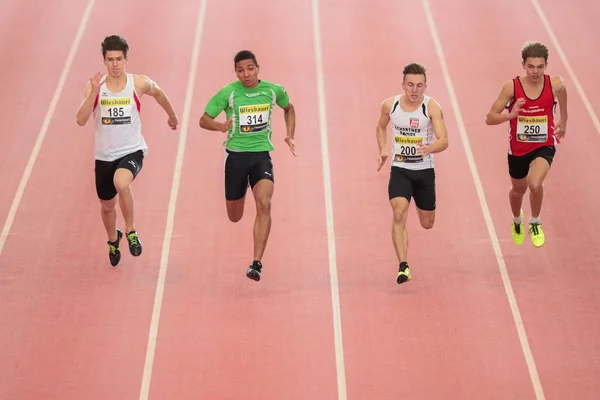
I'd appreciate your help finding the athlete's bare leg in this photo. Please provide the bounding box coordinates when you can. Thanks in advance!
[251,179,274,261]
[114,168,136,233]
[509,177,528,217]
[100,197,119,242]
[390,197,410,263]
[416,208,435,230]
[226,197,246,222]
[527,157,551,219]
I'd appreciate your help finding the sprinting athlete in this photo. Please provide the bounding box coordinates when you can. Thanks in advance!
[199,50,296,282]
[376,62,449,284]
[76,35,178,266]
[486,40,567,248]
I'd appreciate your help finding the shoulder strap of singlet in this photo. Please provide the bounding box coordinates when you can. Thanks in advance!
[390,95,400,114]
[505,76,519,110]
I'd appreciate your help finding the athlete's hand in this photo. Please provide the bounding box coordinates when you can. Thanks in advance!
[377,152,388,171]
[168,114,179,130]
[90,71,104,95]
[417,143,432,157]
[554,120,567,140]
[284,136,297,156]
[219,118,232,132]
[508,97,526,119]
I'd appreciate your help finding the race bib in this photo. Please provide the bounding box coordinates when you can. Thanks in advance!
[239,104,270,133]
[100,97,132,125]
[394,136,423,163]
[516,116,548,142]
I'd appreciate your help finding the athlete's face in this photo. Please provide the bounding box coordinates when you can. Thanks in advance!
[402,74,427,102]
[104,51,127,77]
[235,59,259,88]
[522,57,547,82]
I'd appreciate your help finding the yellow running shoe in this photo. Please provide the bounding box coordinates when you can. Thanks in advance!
[511,210,525,246]
[396,262,412,284]
[529,222,545,248]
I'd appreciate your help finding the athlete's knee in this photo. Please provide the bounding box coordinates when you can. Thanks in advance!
[113,169,134,194]
[255,196,271,216]
[391,198,410,224]
[228,211,243,223]
[100,199,117,213]
[420,216,435,229]
[392,208,408,225]
[226,199,245,222]
[510,180,527,197]
[528,179,544,193]
[417,209,435,229]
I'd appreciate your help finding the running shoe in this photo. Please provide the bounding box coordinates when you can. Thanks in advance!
[511,209,525,246]
[126,231,142,256]
[529,222,545,248]
[246,260,262,281]
[108,229,123,267]
[396,261,412,284]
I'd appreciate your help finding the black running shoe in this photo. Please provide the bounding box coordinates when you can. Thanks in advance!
[246,260,262,281]
[396,261,412,284]
[126,231,142,256]
[108,229,123,267]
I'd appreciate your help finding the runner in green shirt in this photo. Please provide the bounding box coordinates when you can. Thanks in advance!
[199,50,296,282]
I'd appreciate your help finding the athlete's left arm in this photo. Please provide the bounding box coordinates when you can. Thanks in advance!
[420,99,449,156]
[552,75,568,139]
[281,101,297,156]
[135,75,179,130]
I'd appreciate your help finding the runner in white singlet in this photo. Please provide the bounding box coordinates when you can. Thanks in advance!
[75,35,179,267]
[375,63,449,285]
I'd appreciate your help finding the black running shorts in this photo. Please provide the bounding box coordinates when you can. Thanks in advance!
[224,150,274,201]
[508,145,556,180]
[388,166,436,211]
[94,150,144,201]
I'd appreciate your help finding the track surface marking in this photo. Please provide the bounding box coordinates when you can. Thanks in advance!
[428,0,600,398]
[147,1,339,399]
[0,0,197,398]
[0,0,599,399]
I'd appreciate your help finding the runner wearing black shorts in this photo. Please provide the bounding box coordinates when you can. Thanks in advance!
[375,63,449,285]
[95,150,144,200]
[388,167,436,211]
[485,41,567,248]
[75,35,179,266]
[199,50,296,282]
[224,150,274,201]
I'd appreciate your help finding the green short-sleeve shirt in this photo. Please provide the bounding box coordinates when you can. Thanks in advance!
[204,80,290,152]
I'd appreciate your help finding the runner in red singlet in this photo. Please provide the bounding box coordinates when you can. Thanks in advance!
[485,41,568,248]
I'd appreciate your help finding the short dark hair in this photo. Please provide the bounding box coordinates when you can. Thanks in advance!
[101,35,129,59]
[521,41,549,63]
[403,62,427,82]
[234,50,258,67]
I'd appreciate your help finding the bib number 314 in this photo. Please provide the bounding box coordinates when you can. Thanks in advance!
[239,104,270,133]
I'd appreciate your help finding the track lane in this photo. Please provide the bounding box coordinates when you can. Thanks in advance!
[0,1,197,398]
[147,1,339,399]
[319,0,537,398]
[0,0,92,250]
[427,0,600,397]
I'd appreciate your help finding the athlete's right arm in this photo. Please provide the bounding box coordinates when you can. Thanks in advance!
[75,72,102,126]
[199,112,232,132]
[199,87,232,132]
[485,80,523,125]
[376,98,393,171]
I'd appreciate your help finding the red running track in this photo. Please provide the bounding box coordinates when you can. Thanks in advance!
[0,0,598,399]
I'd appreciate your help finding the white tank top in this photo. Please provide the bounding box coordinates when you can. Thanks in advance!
[389,94,435,171]
[92,73,147,161]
